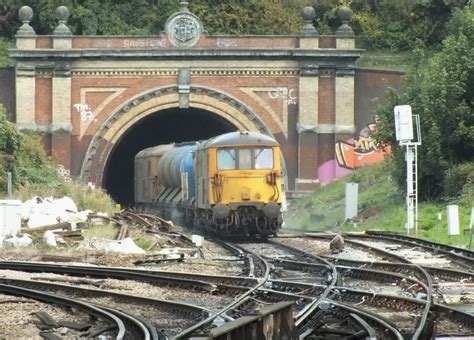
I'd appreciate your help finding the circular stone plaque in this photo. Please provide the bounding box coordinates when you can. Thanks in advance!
[165,11,203,48]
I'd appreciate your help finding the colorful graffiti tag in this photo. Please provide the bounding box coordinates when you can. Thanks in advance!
[317,121,391,184]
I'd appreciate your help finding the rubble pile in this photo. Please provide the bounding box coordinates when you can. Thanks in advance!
[0,196,201,264]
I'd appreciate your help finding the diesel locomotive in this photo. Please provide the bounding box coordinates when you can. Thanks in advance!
[134,131,283,237]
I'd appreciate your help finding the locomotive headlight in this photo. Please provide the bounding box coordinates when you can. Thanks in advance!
[263,202,280,218]
[213,203,230,219]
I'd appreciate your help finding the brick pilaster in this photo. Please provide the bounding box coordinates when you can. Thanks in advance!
[51,62,72,169]
[296,62,319,190]
[15,62,36,130]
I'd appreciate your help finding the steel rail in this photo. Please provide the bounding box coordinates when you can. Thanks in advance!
[0,277,215,338]
[96,305,157,340]
[218,241,268,278]
[0,283,126,339]
[252,288,313,313]
[267,240,338,336]
[330,286,474,338]
[0,261,220,293]
[172,242,271,339]
[118,269,259,287]
[304,232,413,264]
[346,232,474,271]
[330,286,428,336]
[0,259,260,287]
[423,266,474,282]
[324,254,433,339]
[323,299,404,340]
[269,280,326,297]
[366,231,474,260]
[430,303,474,336]
[267,257,428,294]
[272,238,434,340]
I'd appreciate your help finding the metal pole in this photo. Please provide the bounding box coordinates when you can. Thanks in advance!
[469,227,473,250]
[406,145,409,235]
[470,208,474,250]
[7,171,12,198]
[406,145,415,234]
[435,213,441,236]
[414,145,418,235]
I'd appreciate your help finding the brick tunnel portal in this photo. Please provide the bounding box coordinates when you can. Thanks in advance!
[103,108,236,206]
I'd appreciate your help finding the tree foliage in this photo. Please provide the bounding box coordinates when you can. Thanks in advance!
[0,0,468,51]
[0,104,61,193]
[374,2,474,200]
[350,0,466,50]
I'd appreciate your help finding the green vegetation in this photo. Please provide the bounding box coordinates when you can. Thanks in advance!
[0,1,470,69]
[135,238,153,251]
[0,0,472,247]
[0,104,114,214]
[285,160,474,248]
[0,105,59,194]
[15,181,115,215]
[82,223,118,240]
[355,51,416,72]
[0,1,468,48]
[0,38,13,68]
[374,2,474,201]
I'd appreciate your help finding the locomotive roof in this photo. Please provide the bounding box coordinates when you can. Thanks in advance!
[196,131,278,150]
[135,144,174,158]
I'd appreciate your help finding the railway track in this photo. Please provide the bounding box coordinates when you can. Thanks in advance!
[0,282,143,339]
[1,230,473,339]
[0,276,217,338]
[343,233,474,272]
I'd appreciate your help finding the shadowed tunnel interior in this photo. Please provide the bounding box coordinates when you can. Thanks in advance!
[103,107,236,206]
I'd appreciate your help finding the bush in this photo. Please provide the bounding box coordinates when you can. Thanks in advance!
[16,181,115,216]
[0,105,114,214]
[443,162,474,206]
[0,38,14,67]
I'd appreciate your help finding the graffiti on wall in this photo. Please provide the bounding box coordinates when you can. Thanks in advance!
[216,38,238,48]
[268,87,297,106]
[335,122,390,170]
[73,103,95,122]
[317,120,391,184]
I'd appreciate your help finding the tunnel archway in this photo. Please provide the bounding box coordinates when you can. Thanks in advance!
[103,107,236,205]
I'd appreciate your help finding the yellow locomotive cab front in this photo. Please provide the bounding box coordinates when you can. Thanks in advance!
[193,131,283,236]
[208,146,283,206]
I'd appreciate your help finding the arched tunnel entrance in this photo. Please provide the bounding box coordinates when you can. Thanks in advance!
[103,107,236,206]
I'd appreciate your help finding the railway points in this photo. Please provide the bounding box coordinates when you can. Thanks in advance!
[1,217,474,338]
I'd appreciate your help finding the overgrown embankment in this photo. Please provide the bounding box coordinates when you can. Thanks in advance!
[284,160,474,248]
[0,105,114,214]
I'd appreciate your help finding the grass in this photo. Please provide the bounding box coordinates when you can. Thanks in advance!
[355,51,413,72]
[82,223,118,240]
[135,238,153,250]
[285,160,474,249]
[14,181,115,216]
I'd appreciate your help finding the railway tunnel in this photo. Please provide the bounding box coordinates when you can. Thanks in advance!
[103,107,236,206]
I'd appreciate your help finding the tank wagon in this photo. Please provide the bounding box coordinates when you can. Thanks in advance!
[134,131,283,237]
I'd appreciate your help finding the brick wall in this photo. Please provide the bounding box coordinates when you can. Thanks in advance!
[0,67,15,120]
[354,68,402,130]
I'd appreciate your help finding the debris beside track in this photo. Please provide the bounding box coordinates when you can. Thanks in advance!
[1,199,244,276]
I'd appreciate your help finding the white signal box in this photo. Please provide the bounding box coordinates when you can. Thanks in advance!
[394,105,414,142]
